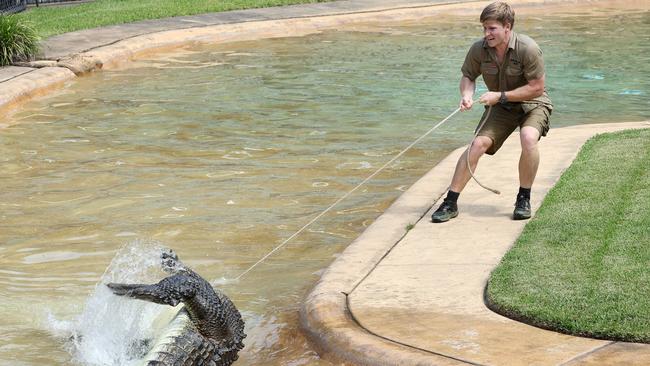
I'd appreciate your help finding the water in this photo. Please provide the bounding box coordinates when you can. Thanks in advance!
[1,4,649,365]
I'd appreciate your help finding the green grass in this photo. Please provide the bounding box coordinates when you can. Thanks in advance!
[0,14,40,66]
[15,0,330,39]
[486,128,650,343]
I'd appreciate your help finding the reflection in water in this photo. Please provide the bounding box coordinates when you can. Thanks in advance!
[1,6,649,365]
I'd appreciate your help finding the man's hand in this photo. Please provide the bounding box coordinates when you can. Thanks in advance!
[459,76,476,111]
[460,95,473,111]
[479,91,501,106]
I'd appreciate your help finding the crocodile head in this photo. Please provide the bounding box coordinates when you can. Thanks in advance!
[161,248,186,274]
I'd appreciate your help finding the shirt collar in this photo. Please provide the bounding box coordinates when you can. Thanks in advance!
[507,31,517,50]
[482,31,517,50]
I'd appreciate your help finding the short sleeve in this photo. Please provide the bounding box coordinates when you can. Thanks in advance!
[523,43,545,81]
[461,41,483,81]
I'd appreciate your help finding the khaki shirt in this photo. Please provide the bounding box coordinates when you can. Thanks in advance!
[461,31,552,111]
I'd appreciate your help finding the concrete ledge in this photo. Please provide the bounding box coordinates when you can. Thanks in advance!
[0,66,37,83]
[78,2,495,70]
[0,66,75,119]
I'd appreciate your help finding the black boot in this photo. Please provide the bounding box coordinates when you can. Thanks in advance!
[431,199,459,223]
[513,194,531,220]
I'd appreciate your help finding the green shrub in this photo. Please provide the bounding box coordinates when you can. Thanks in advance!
[0,14,40,66]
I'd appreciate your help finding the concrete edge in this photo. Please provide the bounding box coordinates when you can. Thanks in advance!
[299,122,650,366]
[0,67,76,120]
[73,1,495,69]
[300,146,466,365]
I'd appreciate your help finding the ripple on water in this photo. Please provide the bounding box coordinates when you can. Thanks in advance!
[619,89,644,95]
[222,151,252,160]
[77,126,118,133]
[336,161,372,170]
[22,251,96,264]
[155,61,227,69]
[581,73,605,80]
[242,313,281,351]
[206,170,245,179]
[115,232,138,237]
[160,213,185,219]
[3,163,33,174]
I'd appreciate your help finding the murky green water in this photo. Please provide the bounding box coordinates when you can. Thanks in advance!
[1,5,649,365]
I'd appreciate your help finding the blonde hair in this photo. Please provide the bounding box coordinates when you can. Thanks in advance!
[480,2,515,29]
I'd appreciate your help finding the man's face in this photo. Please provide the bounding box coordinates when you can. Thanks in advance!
[482,20,511,49]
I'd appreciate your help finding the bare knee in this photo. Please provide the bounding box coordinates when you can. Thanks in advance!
[520,127,540,151]
[470,136,492,157]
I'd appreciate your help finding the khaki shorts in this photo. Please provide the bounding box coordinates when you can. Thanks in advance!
[476,103,551,155]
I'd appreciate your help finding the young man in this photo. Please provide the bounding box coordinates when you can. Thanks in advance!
[431,1,552,223]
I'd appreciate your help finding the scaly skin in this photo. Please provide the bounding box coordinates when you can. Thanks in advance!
[108,250,246,366]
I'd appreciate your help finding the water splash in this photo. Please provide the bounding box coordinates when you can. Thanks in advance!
[49,240,172,366]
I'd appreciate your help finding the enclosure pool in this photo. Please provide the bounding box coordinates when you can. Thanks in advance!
[1,4,649,365]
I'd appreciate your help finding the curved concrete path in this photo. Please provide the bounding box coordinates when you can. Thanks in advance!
[300,121,650,365]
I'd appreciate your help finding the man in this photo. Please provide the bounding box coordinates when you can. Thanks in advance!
[431,1,552,223]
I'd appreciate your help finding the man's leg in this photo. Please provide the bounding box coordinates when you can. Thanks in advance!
[432,136,493,223]
[518,126,541,188]
[451,135,494,192]
[514,126,541,220]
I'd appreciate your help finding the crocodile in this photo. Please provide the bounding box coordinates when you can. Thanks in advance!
[107,249,246,366]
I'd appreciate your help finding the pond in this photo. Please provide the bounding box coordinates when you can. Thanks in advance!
[1,4,649,365]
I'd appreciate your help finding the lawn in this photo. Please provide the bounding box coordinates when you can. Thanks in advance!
[15,0,330,38]
[486,128,650,343]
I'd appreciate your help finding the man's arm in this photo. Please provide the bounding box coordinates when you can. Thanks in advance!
[459,76,476,111]
[478,74,545,106]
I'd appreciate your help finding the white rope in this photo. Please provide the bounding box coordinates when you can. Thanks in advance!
[465,104,500,195]
[234,105,464,281]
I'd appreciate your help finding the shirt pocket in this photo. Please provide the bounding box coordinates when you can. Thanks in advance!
[480,62,499,90]
[505,64,525,88]
[505,64,523,76]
